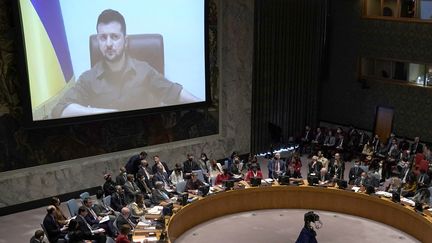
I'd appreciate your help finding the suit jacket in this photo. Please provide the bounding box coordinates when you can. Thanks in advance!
[125,154,141,175]
[123,180,140,202]
[182,160,201,175]
[267,159,286,179]
[115,214,134,230]
[43,213,63,243]
[103,180,116,196]
[151,188,171,205]
[76,215,93,235]
[410,142,424,155]
[116,173,127,186]
[348,166,364,183]
[137,166,154,188]
[111,192,127,212]
[29,236,42,243]
[152,161,170,175]
[229,162,244,175]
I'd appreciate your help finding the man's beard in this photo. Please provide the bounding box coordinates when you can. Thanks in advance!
[104,49,125,63]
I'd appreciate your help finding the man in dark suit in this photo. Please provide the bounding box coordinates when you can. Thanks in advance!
[267,152,286,179]
[111,185,127,212]
[151,155,171,175]
[75,206,107,243]
[29,230,44,243]
[410,136,423,155]
[137,159,154,189]
[182,153,201,179]
[102,173,116,196]
[123,174,141,203]
[115,207,136,230]
[125,151,147,176]
[151,181,173,206]
[83,198,117,237]
[42,206,66,243]
[348,160,364,184]
[115,167,128,186]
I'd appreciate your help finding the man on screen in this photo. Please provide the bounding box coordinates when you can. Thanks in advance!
[52,9,198,118]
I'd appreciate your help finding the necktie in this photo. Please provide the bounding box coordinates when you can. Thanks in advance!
[160,190,169,200]
[81,215,93,231]
[89,208,97,219]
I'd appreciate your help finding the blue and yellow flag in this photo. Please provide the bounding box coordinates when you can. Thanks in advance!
[20,0,74,109]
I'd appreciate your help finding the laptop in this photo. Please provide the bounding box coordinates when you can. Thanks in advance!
[278,175,291,185]
[198,185,210,196]
[223,179,235,190]
[250,177,262,187]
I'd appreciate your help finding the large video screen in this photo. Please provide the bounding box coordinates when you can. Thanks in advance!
[18,0,207,121]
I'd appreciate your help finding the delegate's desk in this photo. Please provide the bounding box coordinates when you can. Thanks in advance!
[167,185,432,242]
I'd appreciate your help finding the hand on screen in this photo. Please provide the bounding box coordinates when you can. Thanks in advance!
[61,103,118,117]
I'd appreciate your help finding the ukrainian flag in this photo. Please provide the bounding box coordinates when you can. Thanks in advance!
[19,0,74,110]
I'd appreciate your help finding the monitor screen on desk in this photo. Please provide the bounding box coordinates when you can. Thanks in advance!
[250,177,262,187]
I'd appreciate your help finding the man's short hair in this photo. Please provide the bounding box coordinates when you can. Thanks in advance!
[46,205,55,214]
[78,206,87,214]
[34,229,44,239]
[97,9,126,35]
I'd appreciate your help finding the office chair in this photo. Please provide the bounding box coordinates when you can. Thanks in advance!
[66,198,79,217]
[79,191,90,201]
[192,170,205,183]
[90,34,165,74]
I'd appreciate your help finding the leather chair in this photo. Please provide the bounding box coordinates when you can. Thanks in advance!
[89,34,164,74]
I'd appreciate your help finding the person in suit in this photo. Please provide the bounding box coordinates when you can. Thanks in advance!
[137,159,154,189]
[75,206,107,243]
[83,198,117,237]
[43,206,67,243]
[308,156,322,175]
[115,207,136,230]
[29,230,44,243]
[182,153,201,179]
[410,137,423,155]
[417,168,431,188]
[229,154,245,176]
[267,152,286,179]
[151,155,170,175]
[103,173,117,196]
[295,211,321,243]
[123,174,141,203]
[130,193,146,222]
[348,160,364,185]
[125,151,147,176]
[43,205,67,243]
[116,167,128,186]
[67,218,94,243]
[329,153,345,181]
[136,173,152,197]
[93,190,116,220]
[111,185,127,212]
[153,163,171,188]
[151,181,173,206]
[299,125,313,155]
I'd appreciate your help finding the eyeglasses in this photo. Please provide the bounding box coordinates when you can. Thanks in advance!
[97,33,123,42]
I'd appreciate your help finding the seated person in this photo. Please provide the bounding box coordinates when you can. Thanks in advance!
[308,156,322,175]
[169,163,185,185]
[135,173,152,197]
[214,167,233,186]
[123,174,141,203]
[348,160,364,185]
[29,229,44,243]
[42,205,67,243]
[208,159,223,178]
[317,150,329,170]
[49,197,69,226]
[318,168,331,186]
[116,224,132,243]
[75,206,107,243]
[245,164,263,182]
[102,173,117,196]
[67,219,95,243]
[354,171,379,190]
[130,194,146,223]
[383,170,402,193]
[115,207,136,230]
[111,185,127,212]
[229,155,245,177]
[151,181,175,206]
[93,190,117,221]
[185,171,205,195]
[82,198,116,237]
[153,163,171,188]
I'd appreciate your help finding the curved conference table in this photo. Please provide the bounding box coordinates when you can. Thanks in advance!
[167,185,432,242]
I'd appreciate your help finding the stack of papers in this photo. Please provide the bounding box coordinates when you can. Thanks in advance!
[375,191,392,197]
[401,198,415,206]
[147,206,163,214]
